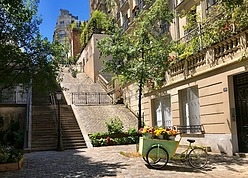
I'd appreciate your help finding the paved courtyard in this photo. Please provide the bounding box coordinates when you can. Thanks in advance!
[0,144,248,178]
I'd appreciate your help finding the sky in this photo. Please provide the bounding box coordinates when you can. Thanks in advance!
[38,0,90,42]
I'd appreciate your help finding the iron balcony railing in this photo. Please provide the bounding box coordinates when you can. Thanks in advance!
[176,125,205,134]
[122,18,130,31]
[72,92,113,105]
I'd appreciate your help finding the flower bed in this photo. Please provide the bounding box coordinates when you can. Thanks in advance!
[89,131,139,147]
[0,146,24,171]
[139,126,178,140]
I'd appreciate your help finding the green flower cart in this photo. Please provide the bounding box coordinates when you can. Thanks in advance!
[138,136,208,169]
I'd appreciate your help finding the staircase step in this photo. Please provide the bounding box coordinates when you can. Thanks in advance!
[31,91,87,151]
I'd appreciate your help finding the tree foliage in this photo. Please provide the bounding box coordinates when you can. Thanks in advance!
[98,0,174,89]
[81,10,115,48]
[0,0,65,93]
[98,0,174,129]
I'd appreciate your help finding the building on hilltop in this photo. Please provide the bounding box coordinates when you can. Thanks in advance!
[53,9,83,60]
[53,9,80,44]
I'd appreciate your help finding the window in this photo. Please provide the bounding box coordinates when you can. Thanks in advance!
[179,86,201,133]
[184,8,197,41]
[153,95,172,128]
[160,20,169,34]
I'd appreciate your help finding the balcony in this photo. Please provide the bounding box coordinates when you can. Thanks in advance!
[132,8,139,19]
[167,29,246,83]
[138,0,144,11]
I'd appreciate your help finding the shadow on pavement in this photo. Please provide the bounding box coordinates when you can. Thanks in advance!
[143,153,248,174]
[0,149,130,178]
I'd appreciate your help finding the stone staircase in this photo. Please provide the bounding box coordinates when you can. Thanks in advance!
[31,93,57,151]
[31,92,86,151]
[31,105,57,151]
[61,68,138,137]
[60,105,87,149]
[31,67,138,150]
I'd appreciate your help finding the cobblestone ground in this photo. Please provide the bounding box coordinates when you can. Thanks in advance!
[0,144,248,178]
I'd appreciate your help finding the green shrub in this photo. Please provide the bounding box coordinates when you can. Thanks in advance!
[2,119,24,149]
[0,145,23,163]
[105,117,124,134]
[89,117,139,147]
[128,128,138,135]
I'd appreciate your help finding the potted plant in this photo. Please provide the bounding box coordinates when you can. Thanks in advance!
[0,145,24,171]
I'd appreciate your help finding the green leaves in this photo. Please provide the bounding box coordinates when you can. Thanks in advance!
[81,10,116,48]
[0,0,64,93]
[97,0,174,90]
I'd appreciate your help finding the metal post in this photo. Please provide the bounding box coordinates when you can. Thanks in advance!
[56,91,64,151]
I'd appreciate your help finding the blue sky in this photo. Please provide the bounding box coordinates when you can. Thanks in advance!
[38,0,90,41]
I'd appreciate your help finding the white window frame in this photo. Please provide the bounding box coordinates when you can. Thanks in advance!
[179,86,201,133]
[153,95,172,128]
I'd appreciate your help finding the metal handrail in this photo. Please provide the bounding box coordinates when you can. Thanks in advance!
[72,92,113,105]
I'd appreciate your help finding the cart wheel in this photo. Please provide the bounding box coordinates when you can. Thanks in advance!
[188,148,208,169]
[146,146,169,169]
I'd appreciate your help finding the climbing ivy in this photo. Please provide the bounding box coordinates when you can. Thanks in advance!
[172,0,248,62]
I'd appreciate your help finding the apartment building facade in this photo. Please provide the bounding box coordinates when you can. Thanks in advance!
[87,0,248,155]
[53,9,80,43]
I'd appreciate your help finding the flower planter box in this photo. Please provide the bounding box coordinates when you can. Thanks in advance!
[0,157,24,172]
[138,137,179,158]
[94,132,139,139]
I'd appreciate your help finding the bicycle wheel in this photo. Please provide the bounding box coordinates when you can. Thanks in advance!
[142,156,147,163]
[188,148,208,169]
[146,146,169,169]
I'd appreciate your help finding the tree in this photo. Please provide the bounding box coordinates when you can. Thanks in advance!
[81,10,115,48]
[98,0,174,130]
[0,0,65,93]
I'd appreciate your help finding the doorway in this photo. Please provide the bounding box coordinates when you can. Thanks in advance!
[234,72,248,152]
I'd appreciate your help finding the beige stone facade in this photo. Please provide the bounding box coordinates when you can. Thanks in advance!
[87,0,248,155]
[78,34,109,82]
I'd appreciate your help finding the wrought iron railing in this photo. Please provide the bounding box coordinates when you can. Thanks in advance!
[122,18,130,31]
[0,91,27,104]
[176,125,205,134]
[72,92,113,105]
[119,0,128,10]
